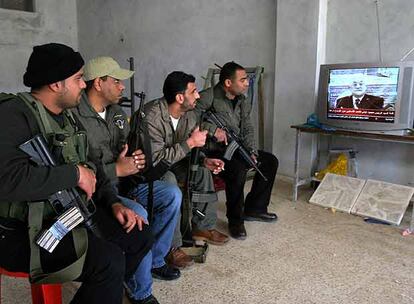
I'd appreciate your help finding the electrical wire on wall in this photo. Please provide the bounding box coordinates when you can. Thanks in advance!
[400,47,414,62]
[374,0,414,62]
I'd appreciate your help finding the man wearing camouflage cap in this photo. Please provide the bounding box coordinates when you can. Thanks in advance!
[73,56,183,304]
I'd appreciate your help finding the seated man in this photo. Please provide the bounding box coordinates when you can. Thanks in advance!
[144,71,229,250]
[73,57,183,303]
[336,74,384,109]
[0,43,153,304]
[197,62,279,240]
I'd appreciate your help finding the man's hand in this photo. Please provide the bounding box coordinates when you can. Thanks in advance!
[77,165,96,200]
[186,127,208,149]
[204,158,225,174]
[116,144,145,177]
[131,149,146,171]
[251,154,258,164]
[112,203,148,233]
[214,128,228,145]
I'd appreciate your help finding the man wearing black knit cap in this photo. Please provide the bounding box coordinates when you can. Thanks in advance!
[0,43,154,304]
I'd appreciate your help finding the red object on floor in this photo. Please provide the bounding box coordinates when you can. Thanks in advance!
[0,267,62,304]
[213,175,226,192]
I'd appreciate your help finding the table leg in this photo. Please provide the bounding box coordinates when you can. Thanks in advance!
[293,129,301,202]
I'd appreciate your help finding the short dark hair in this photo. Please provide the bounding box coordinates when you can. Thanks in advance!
[163,71,196,104]
[85,76,108,92]
[219,61,245,85]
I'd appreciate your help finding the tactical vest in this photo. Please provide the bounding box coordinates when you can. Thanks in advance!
[0,92,90,284]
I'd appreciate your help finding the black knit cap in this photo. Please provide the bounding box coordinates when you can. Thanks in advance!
[23,43,84,88]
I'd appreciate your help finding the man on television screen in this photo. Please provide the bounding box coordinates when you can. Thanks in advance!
[336,75,384,109]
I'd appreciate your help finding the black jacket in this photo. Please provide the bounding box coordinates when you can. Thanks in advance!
[0,96,118,211]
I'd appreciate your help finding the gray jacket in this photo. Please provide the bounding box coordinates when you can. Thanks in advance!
[145,98,198,166]
[197,84,257,153]
[72,93,129,182]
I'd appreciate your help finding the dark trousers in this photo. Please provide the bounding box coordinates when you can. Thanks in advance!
[219,150,278,225]
[0,207,153,304]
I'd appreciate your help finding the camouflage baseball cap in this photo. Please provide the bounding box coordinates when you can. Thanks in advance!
[83,56,134,81]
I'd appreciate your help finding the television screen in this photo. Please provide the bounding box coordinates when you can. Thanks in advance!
[327,67,400,123]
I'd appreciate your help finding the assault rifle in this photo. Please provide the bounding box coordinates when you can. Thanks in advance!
[118,58,169,223]
[204,110,267,181]
[181,115,213,253]
[187,112,208,220]
[126,92,169,183]
[20,134,100,252]
[187,145,205,220]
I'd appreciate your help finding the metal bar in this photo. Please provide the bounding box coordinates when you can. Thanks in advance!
[203,68,214,90]
[293,129,301,202]
[311,133,323,178]
[207,67,264,75]
[129,57,135,113]
[256,67,265,149]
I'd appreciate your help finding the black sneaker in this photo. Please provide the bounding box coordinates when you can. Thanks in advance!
[127,294,160,304]
[151,264,181,280]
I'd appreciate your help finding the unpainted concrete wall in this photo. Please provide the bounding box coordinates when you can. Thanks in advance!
[324,0,414,185]
[77,0,276,150]
[275,0,414,187]
[273,0,321,179]
[0,0,78,92]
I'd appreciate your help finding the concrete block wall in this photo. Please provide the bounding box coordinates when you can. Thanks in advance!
[77,0,277,151]
[0,0,78,93]
[324,0,414,185]
[2,0,413,186]
[274,0,414,186]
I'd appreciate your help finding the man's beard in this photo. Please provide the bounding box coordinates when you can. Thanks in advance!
[181,99,195,112]
[56,87,80,109]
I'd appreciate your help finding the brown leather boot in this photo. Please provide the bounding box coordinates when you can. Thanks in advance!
[192,229,229,245]
[165,248,194,269]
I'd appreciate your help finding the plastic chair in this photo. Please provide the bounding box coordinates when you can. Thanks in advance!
[213,175,226,192]
[0,267,62,304]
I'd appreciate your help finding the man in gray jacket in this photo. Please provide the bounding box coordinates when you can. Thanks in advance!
[145,71,229,248]
[73,57,183,304]
[197,62,279,240]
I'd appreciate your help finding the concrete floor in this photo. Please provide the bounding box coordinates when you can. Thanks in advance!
[2,179,414,304]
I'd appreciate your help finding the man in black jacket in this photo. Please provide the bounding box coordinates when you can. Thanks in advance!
[0,43,153,304]
[197,62,279,240]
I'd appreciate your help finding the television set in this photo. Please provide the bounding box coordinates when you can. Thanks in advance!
[317,61,414,133]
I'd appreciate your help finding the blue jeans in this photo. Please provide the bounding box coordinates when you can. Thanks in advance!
[120,180,182,300]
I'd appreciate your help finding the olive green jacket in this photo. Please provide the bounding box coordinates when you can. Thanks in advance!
[72,93,129,182]
[197,84,257,153]
[144,98,197,166]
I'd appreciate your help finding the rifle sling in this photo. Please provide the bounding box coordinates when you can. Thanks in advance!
[28,202,88,284]
[16,92,89,284]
